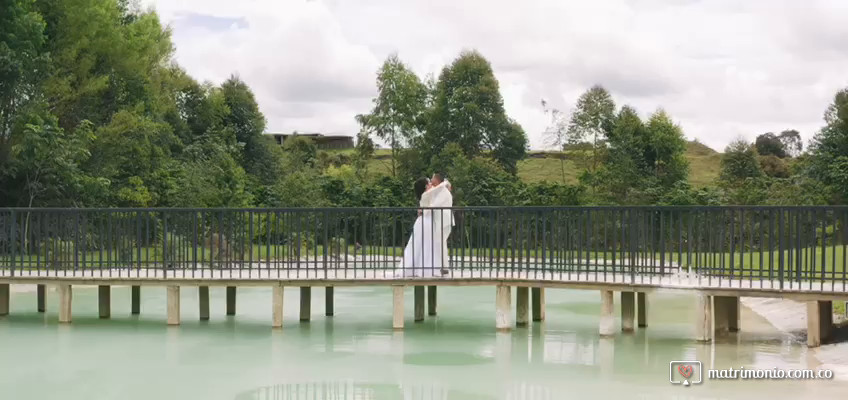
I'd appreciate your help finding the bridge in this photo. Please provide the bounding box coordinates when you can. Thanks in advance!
[1,206,846,347]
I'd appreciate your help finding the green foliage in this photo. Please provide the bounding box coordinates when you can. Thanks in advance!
[423,50,527,173]
[719,139,763,184]
[755,132,787,158]
[5,111,97,206]
[565,85,616,177]
[0,0,48,142]
[356,54,427,176]
[759,154,790,178]
[807,88,848,202]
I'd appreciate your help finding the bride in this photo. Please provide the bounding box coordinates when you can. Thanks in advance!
[393,177,451,278]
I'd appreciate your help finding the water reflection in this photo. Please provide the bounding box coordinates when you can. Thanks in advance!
[234,381,560,400]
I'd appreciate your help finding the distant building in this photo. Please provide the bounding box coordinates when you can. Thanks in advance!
[267,132,354,150]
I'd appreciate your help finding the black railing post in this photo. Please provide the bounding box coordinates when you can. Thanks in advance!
[10,209,16,277]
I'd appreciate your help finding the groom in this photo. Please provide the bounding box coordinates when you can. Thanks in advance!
[430,172,454,275]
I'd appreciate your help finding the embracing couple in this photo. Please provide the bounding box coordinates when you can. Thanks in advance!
[392,173,454,278]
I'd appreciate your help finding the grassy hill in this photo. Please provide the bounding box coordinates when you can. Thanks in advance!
[345,140,722,188]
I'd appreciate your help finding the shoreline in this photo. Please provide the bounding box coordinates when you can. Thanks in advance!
[742,297,848,377]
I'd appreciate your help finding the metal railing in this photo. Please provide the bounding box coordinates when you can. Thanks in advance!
[1,207,847,291]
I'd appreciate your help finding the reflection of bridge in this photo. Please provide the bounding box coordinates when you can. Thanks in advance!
[1,207,847,347]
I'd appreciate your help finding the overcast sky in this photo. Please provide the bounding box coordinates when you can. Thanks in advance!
[146,0,848,152]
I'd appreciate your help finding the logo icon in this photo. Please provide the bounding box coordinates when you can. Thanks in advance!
[670,361,702,386]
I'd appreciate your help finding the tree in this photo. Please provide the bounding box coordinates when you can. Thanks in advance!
[719,138,763,183]
[807,88,848,202]
[598,105,651,202]
[352,131,375,180]
[754,132,787,158]
[779,129,802,157]
[424,50,527,173]
[7,112,95,207]
[565,85,616,192]
[356,54,427,176]
[0,0,48,146]
[645,109,689,187]
[541,99,569,183]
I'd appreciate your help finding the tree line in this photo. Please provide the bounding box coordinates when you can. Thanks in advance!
[2,0,847,211]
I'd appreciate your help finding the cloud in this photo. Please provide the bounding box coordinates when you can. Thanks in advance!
[147,0,848,152]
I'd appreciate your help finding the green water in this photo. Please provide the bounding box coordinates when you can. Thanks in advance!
[1,285,846,399]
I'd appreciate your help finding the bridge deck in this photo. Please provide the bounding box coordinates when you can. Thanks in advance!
[2,266,847,300]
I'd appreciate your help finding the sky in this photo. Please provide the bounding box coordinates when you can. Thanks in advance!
[145,0,848,152]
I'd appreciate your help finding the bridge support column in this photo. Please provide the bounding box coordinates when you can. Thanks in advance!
[199,286,209,321]
[714,296,740,333]
[98,285,111,319]
[37,284,46,313]
[637,292,647,328]
[695,293,712,342]
[807,300,833,348]
[532,287,545,322]
[516,287,529,326]
[414,286,425,322]
[392,286,404,330]
[226,286,236,316]
[0,284,9,316]
[621,291,635,332]
[58,284,72,323]
[300,287,311,322]
[167,286,180,326]
[427,286,437,316]
[599,290,615,337]
[272,285,284,328]
[496,285,512,331]
[131,286,140,315]
[325,287,334,316]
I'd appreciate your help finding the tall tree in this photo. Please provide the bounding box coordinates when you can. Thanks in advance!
[424,50,527,173]
[807,88,848,202]
[779,129,802,157]
[719,138,763,183]
[356,54,427,176]
[540,99,569,183]
[0,0,48,146]
[565,85,616,190]
[754,132,787,158]
[645,109,689,187]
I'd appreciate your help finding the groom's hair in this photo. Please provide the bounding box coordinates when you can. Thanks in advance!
[433,172,445,184]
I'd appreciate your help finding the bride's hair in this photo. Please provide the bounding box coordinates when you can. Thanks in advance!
[414,177,429,201]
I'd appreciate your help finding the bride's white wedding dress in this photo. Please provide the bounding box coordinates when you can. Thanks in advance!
[394,184,450,278]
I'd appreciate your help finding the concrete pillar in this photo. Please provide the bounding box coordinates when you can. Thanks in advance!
[516,287,529,326]
[807,300,833,348]
[167,286,180,326]
[37,284,46,313]
[325,287,334,316]
[299,287,311,322]
[599,290,615,337]
[714,296,740,333]
[58,284,72,323]
[272,285,284,328]
[198,286,210,321]
[621,291,635,332]
[226,286,236,316]
[637,292,647,327]
[414,286,425,322]
[427,286,437,316]
[131,286,140,315]
[496,285,512,331]
[392,286,404,330]
[532,287,545,322]
[0,284,9,316]
[98,285,111,319]
[695,293,712,343]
